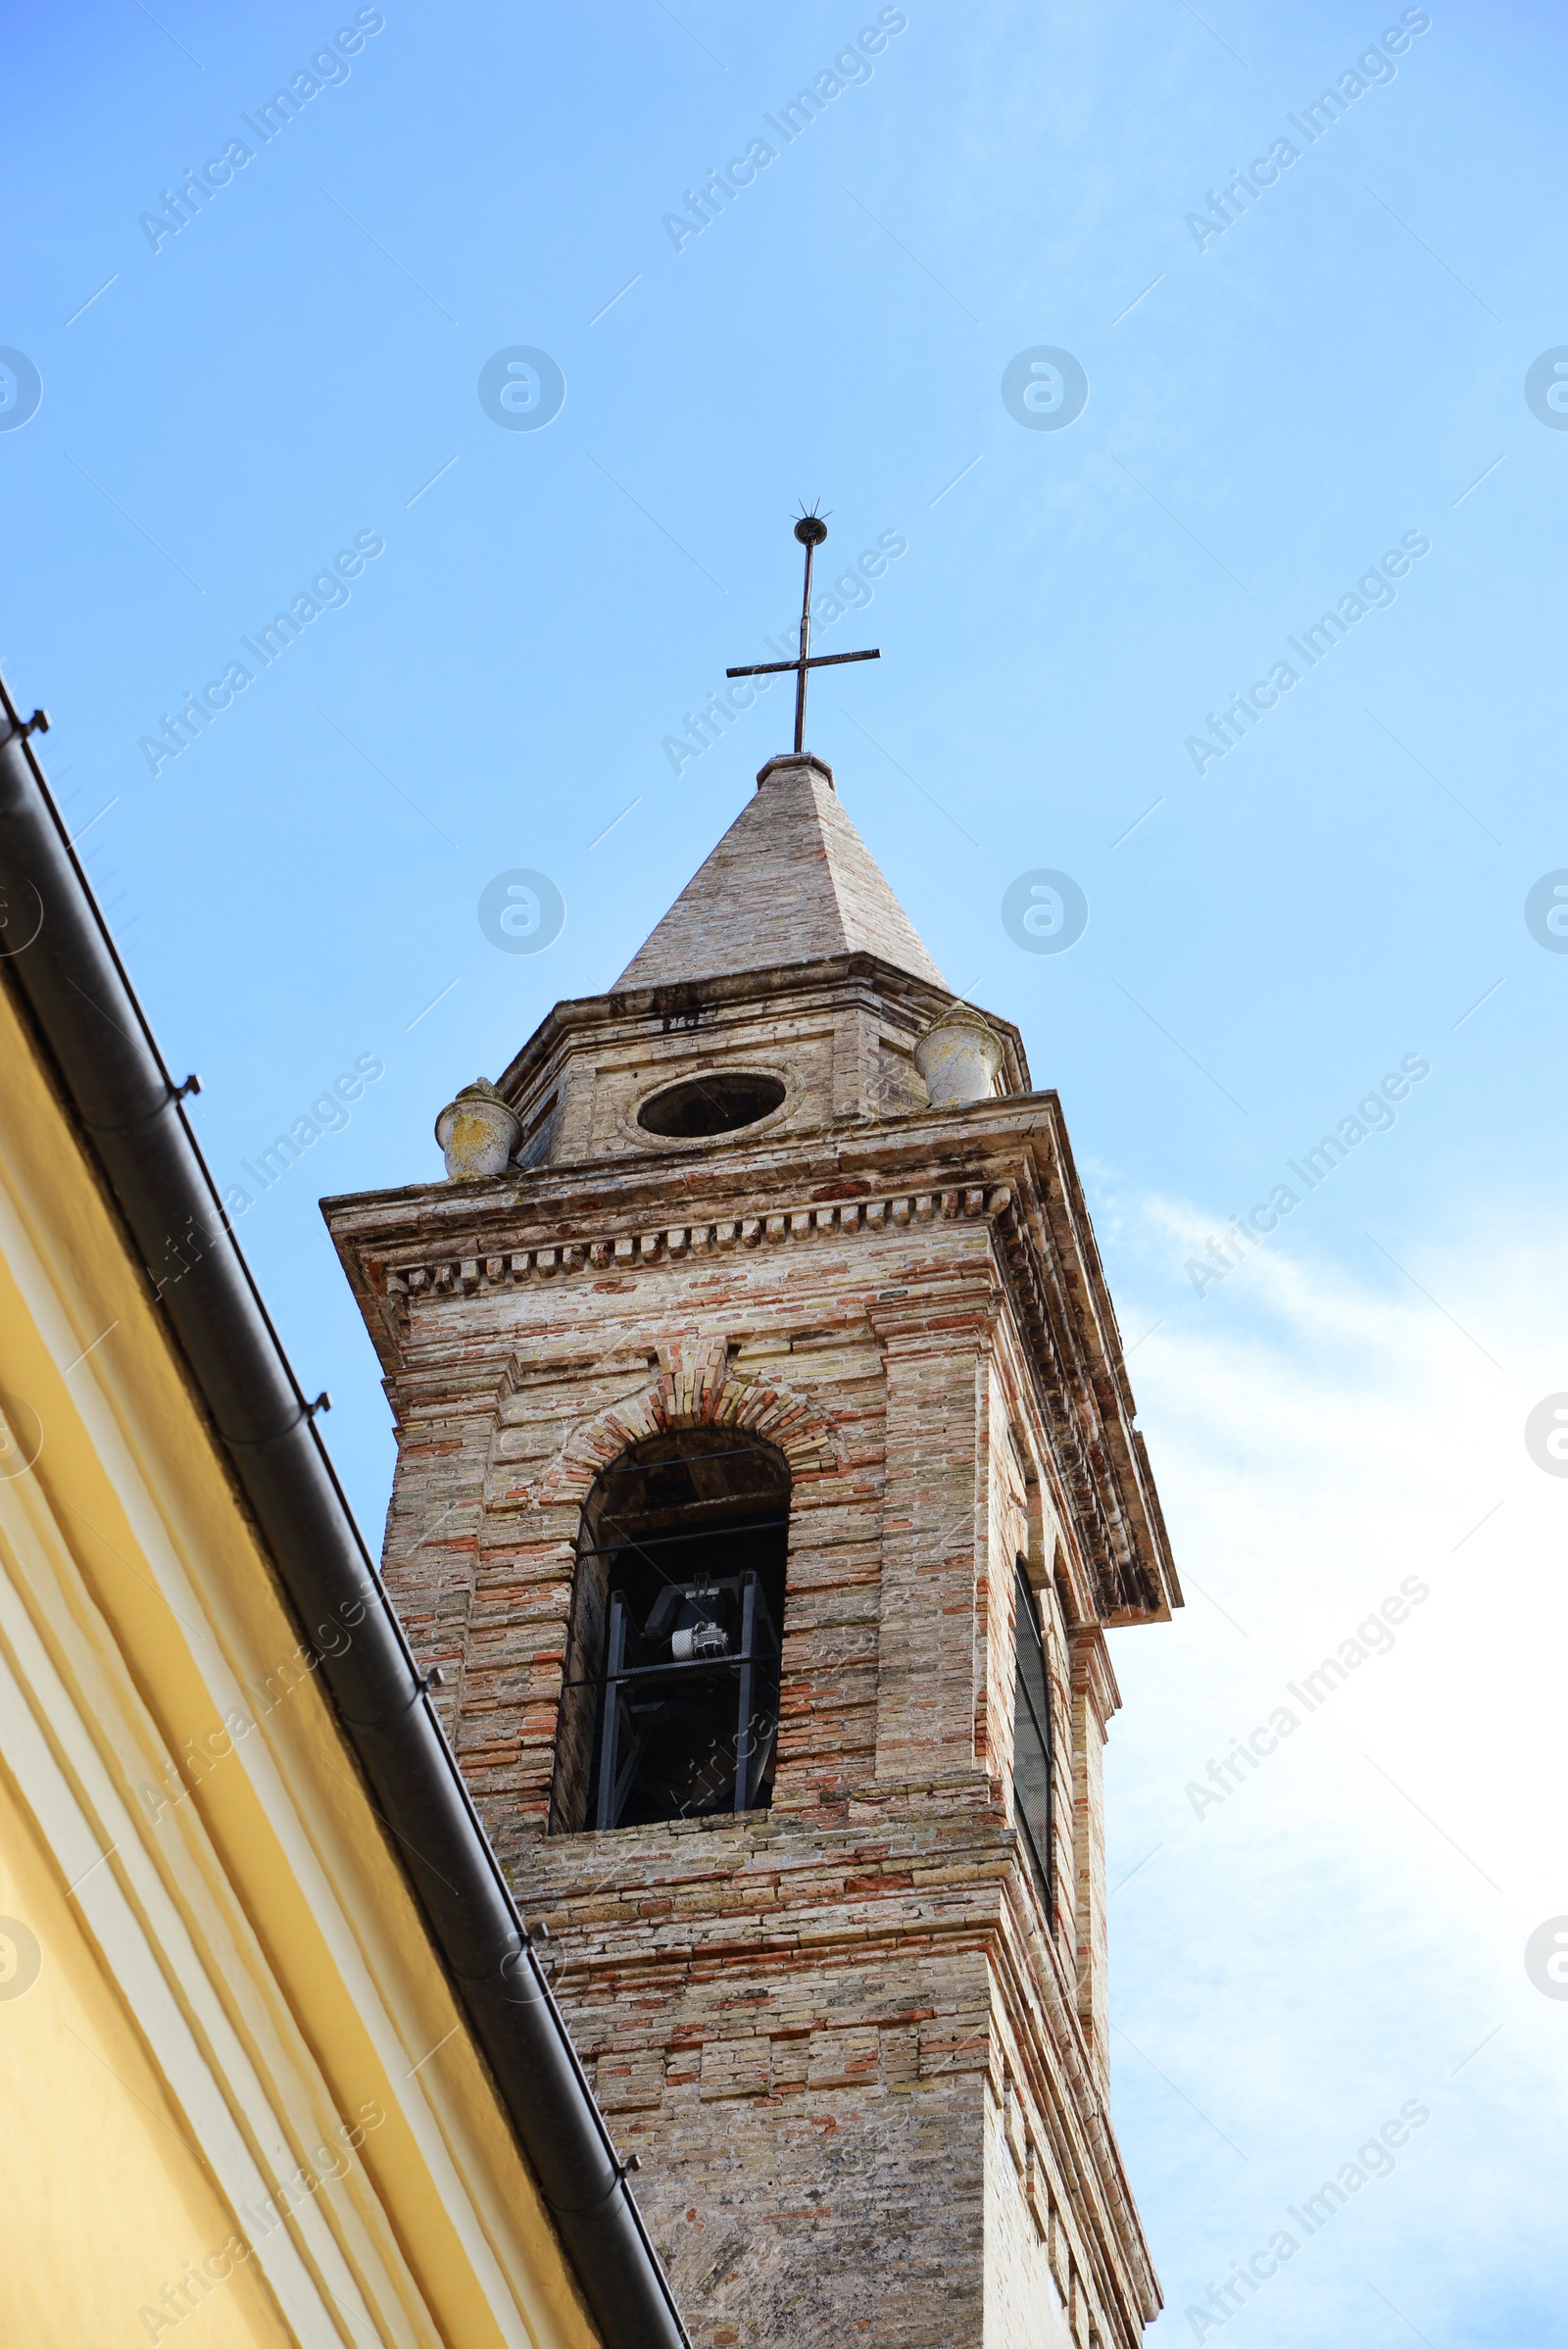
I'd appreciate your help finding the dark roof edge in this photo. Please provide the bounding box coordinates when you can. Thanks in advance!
[0,681,688,2349]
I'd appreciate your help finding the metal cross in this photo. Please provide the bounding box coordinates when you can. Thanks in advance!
[726,513,880,757]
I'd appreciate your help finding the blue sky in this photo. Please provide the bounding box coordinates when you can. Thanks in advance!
[4,2,1565,2339]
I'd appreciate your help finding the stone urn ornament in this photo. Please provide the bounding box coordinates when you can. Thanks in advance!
[913,1005,1004,1105]
[435,1078,521,1180]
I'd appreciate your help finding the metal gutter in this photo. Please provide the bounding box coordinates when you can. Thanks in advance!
[0,677,689,2349]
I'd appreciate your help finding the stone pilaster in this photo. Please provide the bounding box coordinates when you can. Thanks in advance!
[1070,1630,1119,2090]
[869,1282,998,1794]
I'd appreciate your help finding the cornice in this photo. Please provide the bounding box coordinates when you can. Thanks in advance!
[324,1094,1057,1253]
[383,1181,1009,1304]
[492,950,1033,1106]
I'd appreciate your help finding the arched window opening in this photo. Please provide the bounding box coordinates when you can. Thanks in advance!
[1013,1558,1054,1919]
[553,1430,791,1833]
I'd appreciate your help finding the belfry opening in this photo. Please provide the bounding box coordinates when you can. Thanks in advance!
[554,1429,791,1834]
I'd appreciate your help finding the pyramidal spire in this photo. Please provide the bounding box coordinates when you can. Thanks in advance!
[613,752,946,991]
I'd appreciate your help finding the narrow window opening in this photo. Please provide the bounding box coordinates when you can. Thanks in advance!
[553,1430,790,1833]
[1013,1557,1054,1918]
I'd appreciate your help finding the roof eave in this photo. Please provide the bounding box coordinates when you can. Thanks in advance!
[0,675,690,2349]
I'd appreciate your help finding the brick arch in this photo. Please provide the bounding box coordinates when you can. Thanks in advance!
[534,1336,836,1510]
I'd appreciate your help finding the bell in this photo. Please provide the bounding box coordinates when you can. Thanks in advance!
[671,1620,729,1661]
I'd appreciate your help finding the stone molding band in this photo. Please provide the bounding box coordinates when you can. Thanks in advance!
[382,1184,1014,1299]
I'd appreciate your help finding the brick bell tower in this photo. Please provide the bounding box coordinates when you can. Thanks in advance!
[325,555,1180,2349]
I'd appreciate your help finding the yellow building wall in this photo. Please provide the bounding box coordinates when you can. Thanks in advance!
[0,1770,292,2344]
[0,974,602,2349]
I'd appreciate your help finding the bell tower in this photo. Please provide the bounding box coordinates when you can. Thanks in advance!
[325,583,1180,2348]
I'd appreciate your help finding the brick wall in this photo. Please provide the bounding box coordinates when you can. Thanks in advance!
[328,1160,1163,2348]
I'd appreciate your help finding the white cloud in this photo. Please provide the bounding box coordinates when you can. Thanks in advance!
[1094,1185,1568,2344]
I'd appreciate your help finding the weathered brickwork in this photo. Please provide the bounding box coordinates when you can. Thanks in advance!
[324,757,1178,2348]
[613,753,947,993]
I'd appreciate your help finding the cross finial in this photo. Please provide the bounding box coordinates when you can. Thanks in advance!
[726,509,880,759]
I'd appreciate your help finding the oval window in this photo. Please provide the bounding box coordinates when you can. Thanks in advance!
[638,1071,786,1139]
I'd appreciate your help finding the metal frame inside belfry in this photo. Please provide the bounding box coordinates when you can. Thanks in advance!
[592,1569,781,1830]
